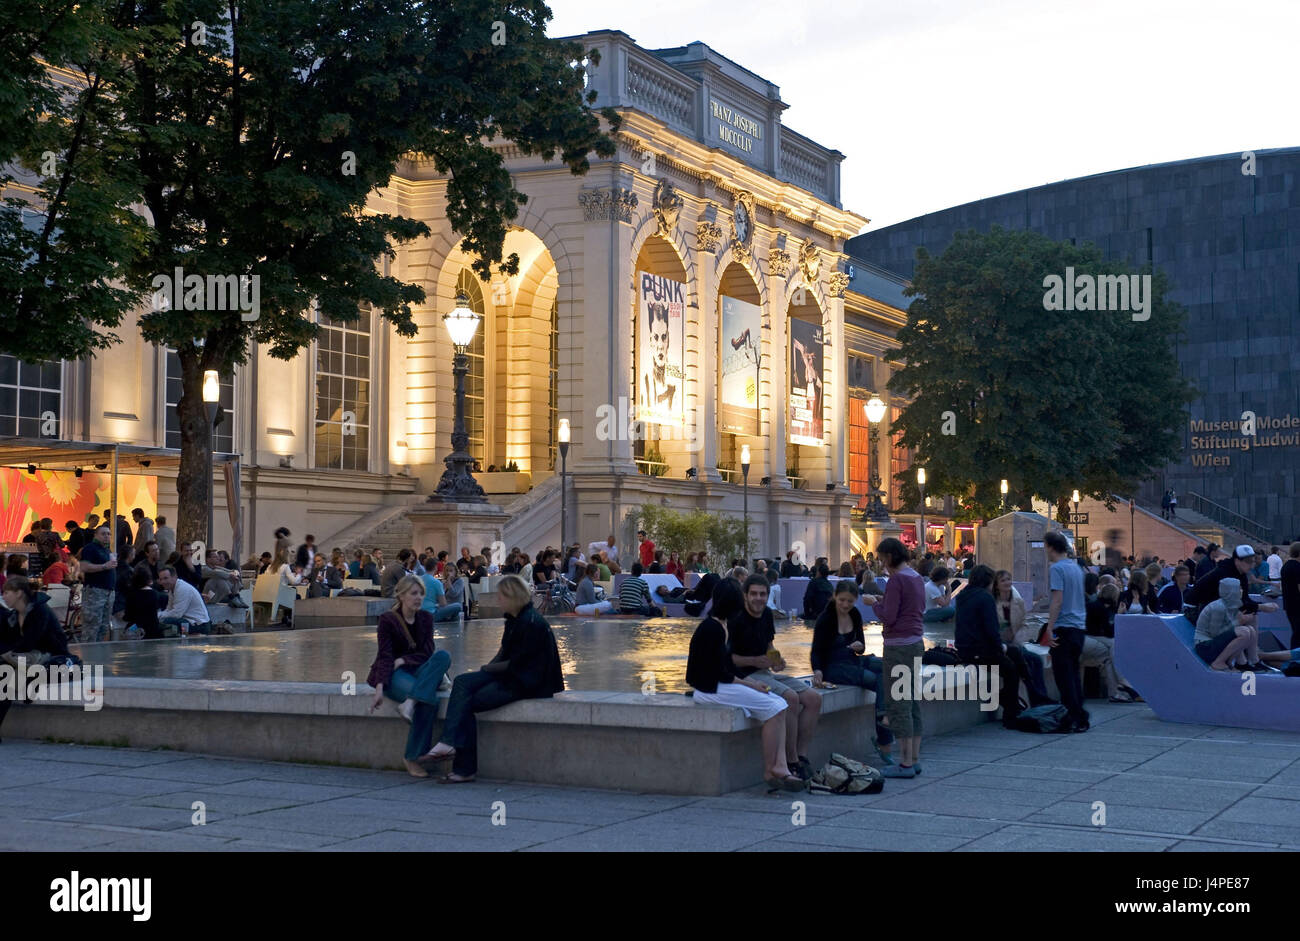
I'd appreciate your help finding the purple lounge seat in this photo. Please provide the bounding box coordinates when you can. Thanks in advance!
[1114,612,1300,732]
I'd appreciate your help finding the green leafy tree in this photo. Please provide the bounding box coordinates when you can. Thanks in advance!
[888,226,1196,522]
[637,504,752,570]
[2,0,617,545]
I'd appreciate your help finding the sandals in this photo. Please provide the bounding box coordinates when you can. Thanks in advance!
[765,774,807,793]
[441,773,475,783]
[403,759,429,778]
[418,747,455,767]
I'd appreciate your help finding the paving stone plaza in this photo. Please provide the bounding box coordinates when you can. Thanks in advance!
[6,703,1298,852]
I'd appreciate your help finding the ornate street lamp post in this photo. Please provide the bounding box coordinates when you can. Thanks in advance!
[917,466,927,553]
[202,369,220,549]
[863,396,892,522]
[432,292,486,503]
[558,418,570,555]
[1000,477,1009,513]
[1072,489,1082,555]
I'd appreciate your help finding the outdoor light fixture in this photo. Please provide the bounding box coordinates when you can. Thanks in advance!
[559,418,571,551]
[202,370,220,404]
[432,292,486,503]
[861,396,893,523]
[1072,489,1081,504]
[916,467,926,486]
[279,456,293,469]
[442,292,481,348]
[1072,489,1082,552]
[1000,477,1009,512]
[865,395,886,424]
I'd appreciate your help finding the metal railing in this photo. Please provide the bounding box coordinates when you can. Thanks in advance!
[1184,490,1271,544]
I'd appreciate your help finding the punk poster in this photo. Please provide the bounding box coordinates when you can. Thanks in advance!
[789,318,824,446]
[637,271,686,426]
[719,295,761,436]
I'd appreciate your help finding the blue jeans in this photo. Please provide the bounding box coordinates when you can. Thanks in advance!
[384,650,452,760]
[822,655,895,747]
[922,605,955,623]
[439,669,527,776]
[425,603,462,622]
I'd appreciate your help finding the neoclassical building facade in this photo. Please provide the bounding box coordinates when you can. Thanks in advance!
[4,31,916,563]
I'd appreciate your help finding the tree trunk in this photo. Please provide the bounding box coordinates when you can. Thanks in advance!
[175,349,212,552]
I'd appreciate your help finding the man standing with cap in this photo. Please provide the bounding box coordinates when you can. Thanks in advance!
[1187,545,1280,624]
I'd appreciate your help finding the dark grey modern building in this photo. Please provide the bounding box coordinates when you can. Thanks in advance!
[847,148,1300,544]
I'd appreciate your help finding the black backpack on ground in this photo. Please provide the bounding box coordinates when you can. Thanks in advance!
[1006,703,1071,733]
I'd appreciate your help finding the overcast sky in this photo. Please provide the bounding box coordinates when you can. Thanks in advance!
[546,0,1297,233]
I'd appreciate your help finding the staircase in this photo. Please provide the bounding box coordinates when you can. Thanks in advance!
[1133,492,1269,549]
[501,474,563,551]
[315,476,566,559]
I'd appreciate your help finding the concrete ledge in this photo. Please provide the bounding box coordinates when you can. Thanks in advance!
[292,596,391,628]
[7,667,997,794]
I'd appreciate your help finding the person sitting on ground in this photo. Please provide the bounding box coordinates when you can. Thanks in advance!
[444,566,473,620]
[802,562,835,621]
[922,565,958,622]
[367,574,453,777]
[619,563,663,617]
[324,550,347,591]
[123,565,162,640]
[688,578,802,791]
[419,565,462,622]
[422,575,565,782]
[575,563,616,615]
[730,573,822,780]
[1086,580,1142,703]
[1156,564,1193,613]
[810,579,894,764]
[953,564,1024,728]
[201,548,245,605]
[156,566,212,636]
[380,548,415,598]
[356,552,381,586]
[592,552,613,582]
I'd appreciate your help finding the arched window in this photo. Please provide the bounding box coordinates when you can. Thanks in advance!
[456,270,486,466]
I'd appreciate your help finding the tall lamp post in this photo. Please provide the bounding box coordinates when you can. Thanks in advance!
[917,467,927,553]
[432,292,486,503]
[1072,489,1081,555]
[202,370,220,550]
[1000,478,1009,513]
[558,418,570,556]
[741,444,751,562]
[863,396,892,522]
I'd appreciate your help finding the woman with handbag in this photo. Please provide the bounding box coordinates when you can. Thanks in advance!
[367,575,452,777]
[810,580,895,764]
[421,575,564,782]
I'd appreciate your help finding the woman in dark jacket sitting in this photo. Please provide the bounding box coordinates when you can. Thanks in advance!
[809,580,895,764]
[367,575,452,778]
[953,564,1022,727]
[2,575,74,738]
[124,566,162,639]
[422,575,564,782]
[687,578,800,791]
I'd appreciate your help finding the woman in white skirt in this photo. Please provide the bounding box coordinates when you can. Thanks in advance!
[687,578,805,792]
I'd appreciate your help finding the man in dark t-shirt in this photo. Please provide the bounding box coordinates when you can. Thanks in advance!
[728,573,821,779]
[1281,543,1300,643]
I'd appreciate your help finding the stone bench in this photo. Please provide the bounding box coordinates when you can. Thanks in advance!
[7,666,998,795]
